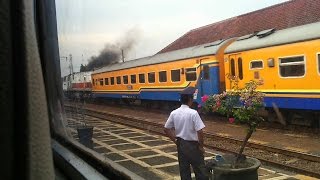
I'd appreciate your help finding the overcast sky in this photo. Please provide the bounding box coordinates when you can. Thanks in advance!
[56,0,289,76]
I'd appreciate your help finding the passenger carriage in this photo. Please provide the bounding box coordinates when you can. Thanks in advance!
[223,22,320,125]
[91,39,234,107]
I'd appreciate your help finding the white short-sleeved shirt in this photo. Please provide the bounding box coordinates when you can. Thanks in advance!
[164,104,205,141]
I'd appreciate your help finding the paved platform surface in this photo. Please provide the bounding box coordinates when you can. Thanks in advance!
[66,113,318,180]
[70,103,320,157]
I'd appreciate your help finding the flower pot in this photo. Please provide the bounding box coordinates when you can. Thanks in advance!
[77,126,94,149]
[212,157,260,180]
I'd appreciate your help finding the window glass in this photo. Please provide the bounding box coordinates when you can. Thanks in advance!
[116,76,121,84]
[159,71,167,82]
[123,75,128,84]
[230,58,235,76]
[203,65,209,80]
[92,79,95,86]
[131,75,136,84]
[186,68,197,81]
[250,61,263,69]
[148,72,155,83]
[84,76,86,81]
[99,78,103,86]
[279,56,305,77]
[238,58,243,80]
[110,77,115,85]
[105,78,109,85]
[139,73,145,83]
[171,69,180,82]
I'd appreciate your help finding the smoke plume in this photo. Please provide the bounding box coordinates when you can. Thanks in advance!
[84,27,141,71]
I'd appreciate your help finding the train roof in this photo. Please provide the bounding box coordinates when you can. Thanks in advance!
[93,39,230,74]
[225,21,320,54]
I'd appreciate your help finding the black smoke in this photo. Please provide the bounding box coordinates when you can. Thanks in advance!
[83,28,140,71]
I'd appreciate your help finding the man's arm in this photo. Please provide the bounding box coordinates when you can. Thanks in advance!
[164,128,176,144]
[197,129,205,153]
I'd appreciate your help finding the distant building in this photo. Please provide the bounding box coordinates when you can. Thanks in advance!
[158,0,320,53]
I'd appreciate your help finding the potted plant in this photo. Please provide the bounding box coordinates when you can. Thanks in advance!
[202,76,265,180]
[75,99,94,149]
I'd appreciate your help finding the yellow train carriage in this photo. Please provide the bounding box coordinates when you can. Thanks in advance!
[92,39,233,104]
[223,22,320,125]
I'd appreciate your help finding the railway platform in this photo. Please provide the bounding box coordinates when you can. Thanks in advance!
[65,102,320,179]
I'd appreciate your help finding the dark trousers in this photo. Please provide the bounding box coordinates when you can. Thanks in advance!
[176,138,208,180]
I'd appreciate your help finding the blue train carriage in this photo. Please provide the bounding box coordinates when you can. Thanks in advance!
[91,38,235,108]
[223,22,320,126]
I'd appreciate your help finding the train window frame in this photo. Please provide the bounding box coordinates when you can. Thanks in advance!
[278,55,306,78]
[202,64,210,80]
[249,60,264,70]
[317,52,320,75]
[148,72,156,84]
[92,79,95,86]
[110,77,115,85]
[185,67,197,81]
[139,73,145,84]
[99,78,103,86]
[116,76,121,84]
[159,70,167,83]
[230,58,236,76]
[130,74,136,84]
[171,69,181,82]
[123,75,129,84]
[105,78,109,85]
[238,58,243,80]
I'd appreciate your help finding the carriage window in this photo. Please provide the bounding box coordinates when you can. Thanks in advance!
[186,68,197,81]
[203,65,209,80]
[230,58,235,76]
[104,78,109,85]
[123,75,128,84]
[84,76,86,81]
[99,79,103,86]
[139,73,145,83]
[148,72,155,83]
[159,71,167,82]
[96,79,98,85]
[92,79,95,86]
[131,75,136,84]
[171,69,180,82]
[238,58,243,80]
[110,77,115,85]
[250,61,263,69]
[279,56,305,77]
[116,76,121,84]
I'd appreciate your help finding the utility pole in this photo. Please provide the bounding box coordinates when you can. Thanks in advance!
[69,54,74,75]
[121,49,125,63]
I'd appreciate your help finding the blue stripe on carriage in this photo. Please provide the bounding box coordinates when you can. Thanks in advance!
[264,97,320,110]
[93,91,181,101]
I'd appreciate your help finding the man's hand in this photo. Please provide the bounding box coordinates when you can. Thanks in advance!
[199,145,205,154]
[164,128,176,144]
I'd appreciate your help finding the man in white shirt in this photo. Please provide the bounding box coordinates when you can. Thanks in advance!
[164,87,208,180]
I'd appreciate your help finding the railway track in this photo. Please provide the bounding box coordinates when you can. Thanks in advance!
[65,104,320,178]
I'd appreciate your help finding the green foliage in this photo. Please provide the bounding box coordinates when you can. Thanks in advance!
[202,76,265,132]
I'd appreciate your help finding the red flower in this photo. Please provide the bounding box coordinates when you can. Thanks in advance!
[216,101,221,107]
[229,117,235,124]
[201,95,209,103]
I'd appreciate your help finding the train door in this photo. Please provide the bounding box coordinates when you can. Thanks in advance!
[199,63,220,97]
[228,54,244,83]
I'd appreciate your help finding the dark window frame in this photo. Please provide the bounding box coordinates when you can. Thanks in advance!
[250,60,264,70]
[138,73,145,84]
[123,75,128,84]
[279,55,305,78]
[171,69,181,82]
[238,58,243,80]
[148,72,155,83]
[158,71,167,83]
[116,76,121,84]
[110,77,115,85]
[130,74,136,84]
[104,78,109,85]
[185,67,197,81]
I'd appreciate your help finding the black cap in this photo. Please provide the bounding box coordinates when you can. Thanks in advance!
[180,87,196,95]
